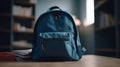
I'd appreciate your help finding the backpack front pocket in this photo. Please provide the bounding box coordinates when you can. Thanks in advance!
[39,32,73,59]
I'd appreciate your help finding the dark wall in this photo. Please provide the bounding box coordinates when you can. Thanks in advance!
[35,0,78,20]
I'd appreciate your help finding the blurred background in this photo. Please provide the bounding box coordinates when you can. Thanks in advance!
[0,0,120,58]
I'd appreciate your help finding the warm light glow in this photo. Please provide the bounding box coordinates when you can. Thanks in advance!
[72,15,81,26]
[75,18,81,26]
[84,0,94,26]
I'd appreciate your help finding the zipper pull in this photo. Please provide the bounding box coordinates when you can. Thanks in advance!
[54,14,60,20]
[55,15,58,20]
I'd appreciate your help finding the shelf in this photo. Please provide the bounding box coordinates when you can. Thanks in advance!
[0,44,32,50]
[14,1,34,6]
[12,45,32,50]
[0,0,34,52]
[13,30,33,34]
[96,48,117,52]
[0,30,33,34]
[95,24,115,31]
[14,15,34,20]
[95,0,120,58]
[0,14,34,20]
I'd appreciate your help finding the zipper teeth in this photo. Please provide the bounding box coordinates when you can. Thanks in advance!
[42,38,69,41]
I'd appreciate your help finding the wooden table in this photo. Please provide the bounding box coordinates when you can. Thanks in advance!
[0,55,120,67]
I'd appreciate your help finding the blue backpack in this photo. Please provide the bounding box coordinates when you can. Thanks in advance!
[32,6,86,61]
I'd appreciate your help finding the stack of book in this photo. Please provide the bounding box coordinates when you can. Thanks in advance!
[12,49,32,62]
[13,22,33,32]
[13,5,33,17]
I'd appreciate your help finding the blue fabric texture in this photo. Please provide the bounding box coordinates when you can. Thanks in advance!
[32,6,86,61]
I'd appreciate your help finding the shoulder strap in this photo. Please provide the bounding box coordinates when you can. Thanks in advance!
[66,13,86,57]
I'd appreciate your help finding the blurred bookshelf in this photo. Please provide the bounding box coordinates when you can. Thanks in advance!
[94,0,120,58]
[0,0,35,51]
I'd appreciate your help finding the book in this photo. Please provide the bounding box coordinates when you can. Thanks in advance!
[0,52,16,62]
[13,5,33,17]
[12,49,32,61]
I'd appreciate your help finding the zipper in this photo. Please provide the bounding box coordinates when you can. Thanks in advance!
[42,38,69,41]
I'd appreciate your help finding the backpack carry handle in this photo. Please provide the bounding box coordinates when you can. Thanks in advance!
[48,6,62,11]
